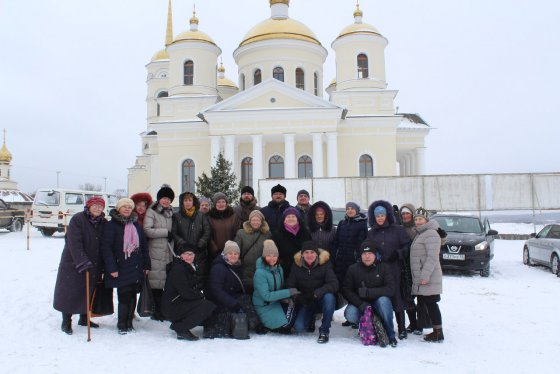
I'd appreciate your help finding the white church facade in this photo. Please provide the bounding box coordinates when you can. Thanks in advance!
[128,0,431,198]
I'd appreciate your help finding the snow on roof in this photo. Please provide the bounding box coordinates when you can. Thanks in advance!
[0,189,33,202]
[398,113,430,129]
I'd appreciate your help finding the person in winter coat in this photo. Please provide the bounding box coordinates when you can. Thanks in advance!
[233,185,260,223]
[342,240,398,347]
[252,240,299,332]
[295,189,311,227]
[130,192,153,228]
[199,197,211,214]
[260,184,292,231]
[144,185,175,322]
[207,192,241,261]
[287,241,339,343]
[367,200,412,339]
[410,207,444,342]
[307,201,337,257]
[172,192,211,287]
[400,203,417,241]
[102,198,150,334]
[53,196,107,335]
[272,207,312,278]
[234,210,272,292]
[161,246,216,341]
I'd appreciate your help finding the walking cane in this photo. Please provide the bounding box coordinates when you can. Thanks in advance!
[86,270,91,342]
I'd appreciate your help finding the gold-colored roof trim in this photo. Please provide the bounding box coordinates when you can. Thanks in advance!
[270,0,290,5]
[173,30,216,46]
[337,23,382,39]
[239,18,321,47]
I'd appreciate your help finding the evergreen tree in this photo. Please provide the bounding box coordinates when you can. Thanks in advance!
[195,152,239,205]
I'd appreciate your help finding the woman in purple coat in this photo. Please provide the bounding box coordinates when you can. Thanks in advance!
[367,200,412,340]
[53,196,107,335]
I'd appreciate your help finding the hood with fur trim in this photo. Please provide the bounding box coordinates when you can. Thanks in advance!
[242,219,270,235]
[307,201,334,233]
[293,248,330,268]
[179,192,200,210]
[368,200,396,228]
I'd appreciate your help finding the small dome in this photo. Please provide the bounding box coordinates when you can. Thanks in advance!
[151,49,169,62]
[0,143,12,163]
[173,30,216,46]
[337,22,381,39]
[218,77,238,88]
[240,18,321,47]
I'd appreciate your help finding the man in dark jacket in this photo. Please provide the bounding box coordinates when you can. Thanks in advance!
[260,184,291,231]
[342,240,398,347]
[233,185,260,223]
[295,189,311,227]
[287,241,339,344]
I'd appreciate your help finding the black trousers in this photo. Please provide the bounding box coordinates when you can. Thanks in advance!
[417,295,442,327]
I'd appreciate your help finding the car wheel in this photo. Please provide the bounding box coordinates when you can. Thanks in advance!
[551,254,560,276]
[10,219,23,232]
[480,263,490,277]
[523,246,533,266]
[40,228,56,237]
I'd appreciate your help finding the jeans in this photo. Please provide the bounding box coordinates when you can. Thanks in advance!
[293,292,336,334]
[344,296,396,340]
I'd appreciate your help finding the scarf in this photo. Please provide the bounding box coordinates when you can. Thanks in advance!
[84,207,104,226]
[123,222,139,259]
[284,222,300,236]
[184,206,196,218]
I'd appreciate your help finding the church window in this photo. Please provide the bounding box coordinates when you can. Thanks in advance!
[184,60,194,85]
[240,74,246,90]
[296,68,305,90]
[269,155,284,178]
[357,54,369,79]
[156,91,168,116]
[314,72,319,96]
[241,157,253,187]
[359,154,374,177]
[273,67,284,82]
[254,69,262,85]
[298,155,313,178]
[182,159,196,192]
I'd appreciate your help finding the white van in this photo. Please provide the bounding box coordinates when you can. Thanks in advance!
[30,189,117,236]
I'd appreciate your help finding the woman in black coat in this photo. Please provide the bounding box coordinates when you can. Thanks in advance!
[161,247,216,341]
[333,202,368,284]
[53,196,107,335]
[272,207,312,278]
[367,200,412,340]
[102,198,151,334]
[307,201,337,257]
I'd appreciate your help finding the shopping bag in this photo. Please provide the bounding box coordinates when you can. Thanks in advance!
[235,294,260,330]
[358,305,377,346]
[372,310,390,347]
[231,312,249,340]
[90,282,114,317]
[137,276,154,317]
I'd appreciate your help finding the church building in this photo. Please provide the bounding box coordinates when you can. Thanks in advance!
[128,0,431,198]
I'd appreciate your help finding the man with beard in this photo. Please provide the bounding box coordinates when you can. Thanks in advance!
[260,184,291,231]
[233,186,260,223]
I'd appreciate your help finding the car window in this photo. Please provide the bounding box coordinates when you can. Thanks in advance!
[35,191,60,206]
[433,216,483,234]
[537,225,552,238]
[65,193,84,205]
[547,226,560,239]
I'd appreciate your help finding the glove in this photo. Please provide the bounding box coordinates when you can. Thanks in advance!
[167,231,174,243]
[358,302,369,314]
[76,260,93,273]
[289,288,301,296]
[358,282,369,299]
[437,228,447,239]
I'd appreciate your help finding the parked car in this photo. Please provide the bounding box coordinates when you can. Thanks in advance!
[331,208,369,227]
[0,198,25,232]
[431,214,498,277]
[523,224,560,276]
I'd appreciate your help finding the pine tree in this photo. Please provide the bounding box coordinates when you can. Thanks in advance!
[195,152,239,205]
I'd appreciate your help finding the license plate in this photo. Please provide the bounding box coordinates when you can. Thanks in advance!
[443,253,465,260]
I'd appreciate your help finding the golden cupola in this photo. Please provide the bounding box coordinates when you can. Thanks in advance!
[336,2,383,40]
[0,130,12,164]
[173,7,217,46]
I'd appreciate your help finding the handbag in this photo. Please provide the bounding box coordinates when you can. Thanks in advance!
[230,312,250,340]
[358,305,377,346]
[90,282,114,317]
[235,294,260,330]
[372,310,390,347]
[137,276,154,317]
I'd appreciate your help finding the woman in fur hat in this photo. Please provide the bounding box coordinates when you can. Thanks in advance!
[130,192,153,228]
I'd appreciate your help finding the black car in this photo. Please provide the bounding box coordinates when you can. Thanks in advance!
[0,199,25,232]
[431,214,498,277]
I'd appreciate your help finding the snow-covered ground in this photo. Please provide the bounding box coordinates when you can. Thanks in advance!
[0,224,558,374]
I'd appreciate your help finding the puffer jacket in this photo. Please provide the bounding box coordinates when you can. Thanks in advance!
[410,219,443,296]
[260,199,291,231]
[144,203,173,289]
[342,259,395,309]
[286,249,339,299]
[272,219,312,278]
[206,254,245,310]
[252,257,292,329]
[234,220,272,290]
[307,201,337,256]
[207,207,241,260]
[399,203,417,241]
[333,213,368,282]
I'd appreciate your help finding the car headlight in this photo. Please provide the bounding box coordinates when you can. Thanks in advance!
[475,241,489,251]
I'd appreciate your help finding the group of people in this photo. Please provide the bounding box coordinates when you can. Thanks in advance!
[53,183,444,345]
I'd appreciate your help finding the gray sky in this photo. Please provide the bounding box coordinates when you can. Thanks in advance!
[1,0,559,194]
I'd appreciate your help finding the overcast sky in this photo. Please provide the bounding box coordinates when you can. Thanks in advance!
[1,0,559,194]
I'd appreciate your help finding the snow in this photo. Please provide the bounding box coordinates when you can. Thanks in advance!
[1,225,559,374]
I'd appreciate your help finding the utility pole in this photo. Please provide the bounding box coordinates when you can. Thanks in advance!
[56,171,61,188]
[104,177,107,192]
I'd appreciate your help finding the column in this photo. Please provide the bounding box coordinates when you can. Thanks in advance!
[284,133,295,178]
[312,132,324,178]
[252,135,263,193]
[210,136,221,166]
[404,154,411,176]
[326,132,338,177]
[415,147,426,175]
[224,135,235,165]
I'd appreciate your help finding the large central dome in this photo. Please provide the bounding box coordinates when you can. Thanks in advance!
[239,18,321,47]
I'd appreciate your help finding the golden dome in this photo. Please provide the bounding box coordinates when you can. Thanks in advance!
[328,78,336,87]
[354,4,363,18]
[0,143,12,163]
[337,22,382,39]
[173,30,216,46]
[240,18,321,47]
[270,0,289,5]
[218,77,238,88]
[217,63,225,73]
[151,49,169,61]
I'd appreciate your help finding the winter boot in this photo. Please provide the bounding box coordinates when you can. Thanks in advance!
[255,324,268,335]
[61,313,73,335]
[396,311,407,340]
[78,314,99,328]
[117,303,128,335]
[341,320,353,327]
[423,327,444,342]
[177,330,199,341]
[127,297,137,332]
[317,332,329,344]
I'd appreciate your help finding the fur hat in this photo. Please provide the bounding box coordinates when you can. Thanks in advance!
[116,198,134,211]
[346,201,360,212]
[373,206,387,217]
[249,209,265,222]
[86,196,105,209]
[222,240,240,255]
[156,185,175,202]
[130,192,153,207]
[241,186,254,196]
[297,189,310,198]
[414,207,430,221]
[271,184,287,196]
[212,192,227,204]
[282,207,301,220]
[360,240,377,255]
[301,240,319,255]
[176,243,196,256]
[262,240,279,257]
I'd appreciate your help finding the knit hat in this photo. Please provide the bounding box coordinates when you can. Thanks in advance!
[176,244,196,256]
[241,186,254,196]
[116,198,134,211]
[301,240,319,255]
[86,196,105,209]
[346,201,360,212]
[414,207,430,221]
[199,197,211,205]
[400,206,413,215]
[262,240,279,257]
[212,192,227,204]
[297,189,310,198]
[271,184,287,196]
[360,240,377,254]
[223,240,240,255]
[373,206,387,217]
[156,185,175,202]
[249,209,265,222]
[282,206,301,220]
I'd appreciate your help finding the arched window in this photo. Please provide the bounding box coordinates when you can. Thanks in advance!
[182,159,196,192]
[241,157,253,187]
[357,54,368,79]
[296,68,305,90]
[298,155,313,178]
[184,60,194,85]
[359,154,374,177]
[273,67,284,82]
[156,91,168,116]
[269,155,284,178]
[254,69,262,85]
[314,72,319,96]
[240,73,245,90]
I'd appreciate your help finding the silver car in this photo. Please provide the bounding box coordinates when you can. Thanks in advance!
[523,224,560,276]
